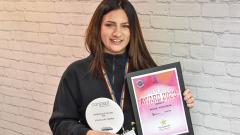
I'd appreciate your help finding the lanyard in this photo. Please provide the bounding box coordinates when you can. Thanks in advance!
[101,60,129,110]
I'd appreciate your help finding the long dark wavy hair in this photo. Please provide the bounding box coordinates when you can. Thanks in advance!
[85,0,157,76]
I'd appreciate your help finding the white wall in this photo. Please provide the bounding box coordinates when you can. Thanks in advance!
[0,0,240,135]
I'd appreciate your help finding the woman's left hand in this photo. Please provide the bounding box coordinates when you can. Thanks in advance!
[183,89,194,108]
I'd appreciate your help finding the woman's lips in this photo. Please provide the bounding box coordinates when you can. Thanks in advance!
[110,39,123,45]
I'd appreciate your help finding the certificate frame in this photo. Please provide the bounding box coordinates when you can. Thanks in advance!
[126,62,194,135]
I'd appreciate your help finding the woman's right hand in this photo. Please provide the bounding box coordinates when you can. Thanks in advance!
[86,130,116,135]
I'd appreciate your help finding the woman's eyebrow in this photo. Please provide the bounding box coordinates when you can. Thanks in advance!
[104,21,115,23]
[121,22,129,25]
[104,21,129,24]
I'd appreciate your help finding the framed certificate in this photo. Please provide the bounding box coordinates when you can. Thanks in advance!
[126,62,194,135]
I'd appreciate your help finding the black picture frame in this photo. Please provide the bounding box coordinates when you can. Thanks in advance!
[126,62,194,135]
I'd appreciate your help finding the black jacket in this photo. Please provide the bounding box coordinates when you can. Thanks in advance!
[49,53,136,135]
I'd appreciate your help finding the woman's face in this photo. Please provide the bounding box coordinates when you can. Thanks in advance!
[100,9,130,55]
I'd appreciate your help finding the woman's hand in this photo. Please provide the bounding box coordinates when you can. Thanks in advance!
[86,130,116,135]
[183,89,194,108]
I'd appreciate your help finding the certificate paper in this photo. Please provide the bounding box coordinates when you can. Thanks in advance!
[127,62,194,135]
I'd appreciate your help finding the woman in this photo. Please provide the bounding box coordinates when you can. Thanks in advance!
[49,0,194,135]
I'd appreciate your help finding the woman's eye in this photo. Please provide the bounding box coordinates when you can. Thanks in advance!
[122,25,129,28]
[105,24,113,27]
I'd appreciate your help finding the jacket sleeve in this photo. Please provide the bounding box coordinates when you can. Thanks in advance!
[49,66,89,135]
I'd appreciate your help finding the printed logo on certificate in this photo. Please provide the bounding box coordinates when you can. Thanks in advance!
[127,62,194,135]
[85,98,124,133]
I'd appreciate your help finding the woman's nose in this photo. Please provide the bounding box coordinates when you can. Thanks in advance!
[112,27,122,37]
